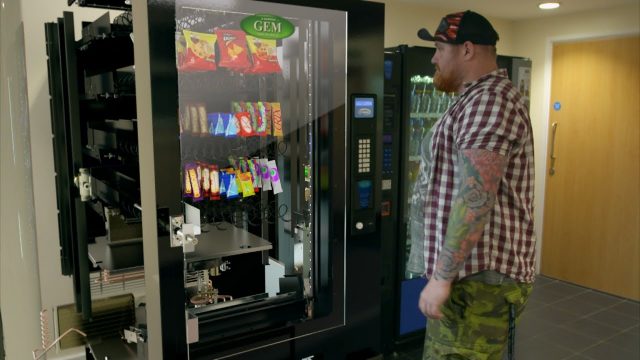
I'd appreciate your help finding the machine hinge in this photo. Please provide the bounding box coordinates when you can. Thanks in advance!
[73,168,93,202]
[169,215,198,252]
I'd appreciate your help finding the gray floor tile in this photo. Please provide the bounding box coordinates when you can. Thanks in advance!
[562,318,620,340]
[575,290,625,308]
[579,341,637,360]
[563,355,595,360]
[517,311,556,336]
[515,337,575,360]
[606,326,640,353]
[609,300,640,320]
[536,326,599,353]
[553,297,603,317]
[535,275,558,287]
[525,305,582,326]
[529,282,588,304]
[588,308,640,331]
[523,298,546,311]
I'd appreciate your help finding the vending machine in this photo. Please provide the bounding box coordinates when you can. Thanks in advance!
[45,0,384,359]
[380,45,532,352]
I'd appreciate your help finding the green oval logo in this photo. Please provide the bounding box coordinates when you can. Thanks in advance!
[241,14,295,40]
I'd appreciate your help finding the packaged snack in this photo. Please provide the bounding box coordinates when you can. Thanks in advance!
[201,163,211,198]
[248,158,261,190]
[181,30,217,72]
[245,103,261,135]
[225,114,239,138]
[238,157,249,173]
[180,106,190,134]
[236,112,254,137]
[227,156,238,170]
[226,171,240,199]
[183,165,193,198]
[260,158,272,191]
[231,101,243,113]
[175,32,187,70]
[210,164,220,200]
[197,104,209,136]
[256,102,268,136]
[271,102,283,137]
[211,113,226,136]
[216,29,251,71]
[189,105,200,136]
[195,163,203,195]
[238,172,255,198]
[186,162,203,201]
[246,36,282,74]
[262,102,272,136]
[207,113,217,135]
[267,160,283,194]
[219,170,229,197]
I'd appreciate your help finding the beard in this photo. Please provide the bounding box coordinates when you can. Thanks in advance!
[433,68,459,93]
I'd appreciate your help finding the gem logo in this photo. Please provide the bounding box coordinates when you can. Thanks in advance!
[241,14,295,40]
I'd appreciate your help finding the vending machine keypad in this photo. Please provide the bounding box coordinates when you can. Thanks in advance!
[358,138,371,174]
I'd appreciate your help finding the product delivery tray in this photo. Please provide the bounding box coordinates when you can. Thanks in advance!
[185,222,272,268]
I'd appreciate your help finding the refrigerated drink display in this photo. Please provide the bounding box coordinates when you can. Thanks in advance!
[173,2,348,350]
[406,75,455,204]
[381,46,532,351]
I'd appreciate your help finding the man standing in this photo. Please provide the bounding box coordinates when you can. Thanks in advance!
[415,10,536,360]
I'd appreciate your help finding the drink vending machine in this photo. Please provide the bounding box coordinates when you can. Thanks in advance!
[380,45,531,352]
[45,0,384,358]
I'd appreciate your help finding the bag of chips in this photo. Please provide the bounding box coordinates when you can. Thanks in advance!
[176,32,188,72]
[181,30,217,72]
[246,36,282,74]
[216,29,251,71]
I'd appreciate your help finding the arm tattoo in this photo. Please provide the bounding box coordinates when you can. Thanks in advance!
[433,149,507,281]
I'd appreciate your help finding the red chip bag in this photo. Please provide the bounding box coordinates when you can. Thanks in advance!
[216,29,251,71]
[246,36,282,74]
[181,30,217,72]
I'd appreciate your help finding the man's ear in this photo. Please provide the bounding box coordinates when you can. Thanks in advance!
[462,41,475,60]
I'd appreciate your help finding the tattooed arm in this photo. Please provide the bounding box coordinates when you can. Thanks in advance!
[419,148,507,319]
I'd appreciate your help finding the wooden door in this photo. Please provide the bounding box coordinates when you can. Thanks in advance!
[542,35,640,300]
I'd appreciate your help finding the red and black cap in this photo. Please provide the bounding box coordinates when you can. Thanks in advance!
[417,10,499,46]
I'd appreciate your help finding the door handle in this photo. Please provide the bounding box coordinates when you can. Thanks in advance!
[549,122,558,175]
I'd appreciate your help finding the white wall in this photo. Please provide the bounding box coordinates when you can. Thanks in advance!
[1,0,42,358]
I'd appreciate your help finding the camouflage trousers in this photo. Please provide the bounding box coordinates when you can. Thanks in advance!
[422,271,533,360]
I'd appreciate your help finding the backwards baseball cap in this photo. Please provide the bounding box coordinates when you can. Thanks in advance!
[417,10,499,46]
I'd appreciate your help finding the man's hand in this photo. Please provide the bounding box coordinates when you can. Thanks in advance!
[418,278,452,320]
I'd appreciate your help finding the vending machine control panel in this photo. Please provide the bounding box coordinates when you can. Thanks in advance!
[350,94,377,235]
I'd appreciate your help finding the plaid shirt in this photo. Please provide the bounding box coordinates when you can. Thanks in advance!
[422,69,536,283]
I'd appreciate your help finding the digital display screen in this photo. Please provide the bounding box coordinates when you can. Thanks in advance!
[354,97,375,119]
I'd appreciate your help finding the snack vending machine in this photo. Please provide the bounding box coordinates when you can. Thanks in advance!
[45,0,383,358]
[135,0,384,359]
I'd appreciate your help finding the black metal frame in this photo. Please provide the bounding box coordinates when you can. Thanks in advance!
[46,10,141,320]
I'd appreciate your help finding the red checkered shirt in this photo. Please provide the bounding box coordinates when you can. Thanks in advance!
[422,69,536,283]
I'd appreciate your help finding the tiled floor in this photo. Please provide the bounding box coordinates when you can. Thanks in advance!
[388,275,640,360]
